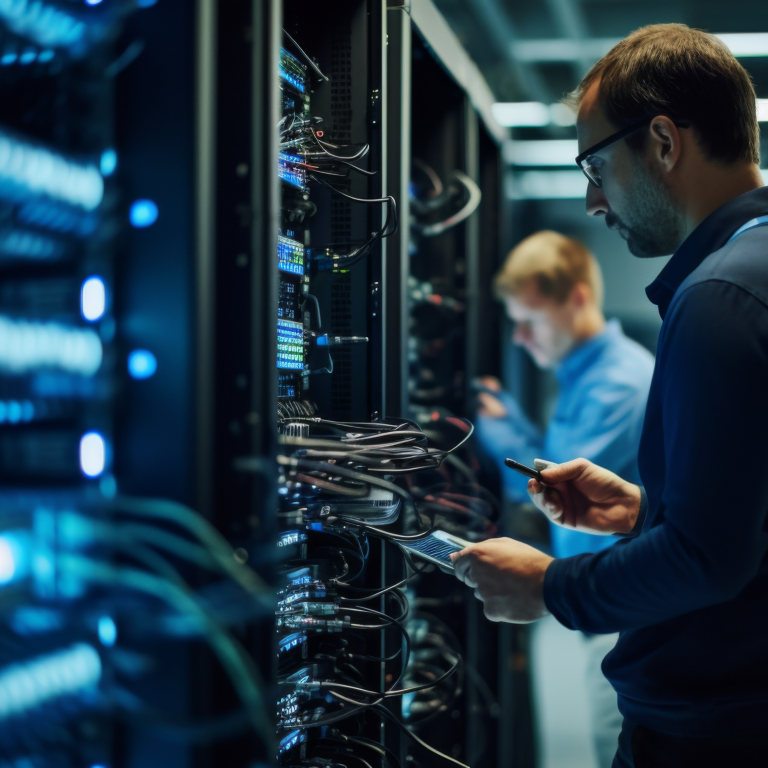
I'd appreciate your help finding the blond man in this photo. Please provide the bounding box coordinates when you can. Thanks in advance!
[475,231,653,767]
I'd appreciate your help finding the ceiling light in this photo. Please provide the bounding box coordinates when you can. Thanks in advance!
[503,139,578,166]
[507,170,586,200]
[511,34,768,63]
[492,102,550,127]
[717,34,768,57]
[492,102,576,128]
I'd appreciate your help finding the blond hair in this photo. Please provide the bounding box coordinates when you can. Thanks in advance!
[494,231,604,308]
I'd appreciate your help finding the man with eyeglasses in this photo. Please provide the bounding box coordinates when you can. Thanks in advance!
[451,23,768,768]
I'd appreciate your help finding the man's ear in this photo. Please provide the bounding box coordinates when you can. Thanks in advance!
[648,116,682,172]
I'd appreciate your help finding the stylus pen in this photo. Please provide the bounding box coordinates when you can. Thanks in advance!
[504,458,543,482]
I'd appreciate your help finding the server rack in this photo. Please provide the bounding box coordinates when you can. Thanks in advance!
[0,2,509,767]
[0,2,279,767]
[384,3,512,767]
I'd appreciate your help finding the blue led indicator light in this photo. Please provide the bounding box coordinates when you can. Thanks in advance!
[86,0,104,5]
[97,616,117,647]
[7,401,21,423]
[81,277,106,321]
[100,149,117,176]
[38,49,54,62]
[129,200,158,228]
[80,432,106,478]
[128,350,157,379]
[19,49,36,65]
[0,536,17,585]
[1,53,17,65]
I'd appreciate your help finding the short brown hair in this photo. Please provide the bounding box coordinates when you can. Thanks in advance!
[570,24,759,165]
[494,231,604,308]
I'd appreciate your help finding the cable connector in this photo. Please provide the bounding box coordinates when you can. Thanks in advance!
[277,600,339,616]
[313,334,368,347]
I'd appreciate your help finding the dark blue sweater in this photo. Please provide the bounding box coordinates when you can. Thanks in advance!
[543,186,768,736]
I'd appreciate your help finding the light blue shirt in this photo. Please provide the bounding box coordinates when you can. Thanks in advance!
[475,319,654,559]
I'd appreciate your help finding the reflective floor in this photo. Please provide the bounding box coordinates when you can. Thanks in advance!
[531,615,601,768]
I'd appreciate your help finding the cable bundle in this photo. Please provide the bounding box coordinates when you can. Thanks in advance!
[275,534,470,768]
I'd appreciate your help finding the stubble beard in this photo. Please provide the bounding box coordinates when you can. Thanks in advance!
[607,162,685,259]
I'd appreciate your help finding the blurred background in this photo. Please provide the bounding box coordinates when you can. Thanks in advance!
[436,4,768,767]
[437,0,768,424]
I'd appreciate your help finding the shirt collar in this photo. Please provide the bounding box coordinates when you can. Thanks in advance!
[646,186,768,319]
[555,318,621,383]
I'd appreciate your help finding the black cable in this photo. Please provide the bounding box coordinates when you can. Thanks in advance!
[279,457,416,508]
[348,593,409,624]
[373,704,471,768]
[323,651,459,699]
[283,29,329,81]
[318,156,377,176]
[342,756,374,768]
[338,577,410,601]
[308,174,398,268]
[347,736,403,768]
[310,174,398,235]
[424,418,475,458]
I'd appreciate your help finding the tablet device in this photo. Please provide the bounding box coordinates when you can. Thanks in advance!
[398,529,472,574]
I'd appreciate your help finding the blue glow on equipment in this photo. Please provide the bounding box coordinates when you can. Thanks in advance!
[0,644,101,721]
[0,228,61,260]
[7,401,21,423]
[0,53,16,65]
[277,318,304,370]
[97,617,117,647]
[86,0,103,5]
[80,432,106,477]
[37,49,54,62]
[0,531,28,586]
[0,2,86,50]
[0,316,103,376]
[137,0,158,6]
[129,199,158,228]
[0,132,103,211]
[81,277,106,321]
[278,153,306,189]
[19,49,36,65]
[100,149,117,176]
[277,235,305,275]
[128,349,157,379]
[0,537,17,584]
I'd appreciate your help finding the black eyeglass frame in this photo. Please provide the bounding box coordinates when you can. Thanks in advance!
[575,116,691,187]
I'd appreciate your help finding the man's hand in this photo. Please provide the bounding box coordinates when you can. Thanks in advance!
[477,391,508,418]
[450,538,554,623]
[477,375,502,392]
[527,457,642,535]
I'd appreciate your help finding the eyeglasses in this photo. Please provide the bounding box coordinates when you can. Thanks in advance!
[575,117,691,188]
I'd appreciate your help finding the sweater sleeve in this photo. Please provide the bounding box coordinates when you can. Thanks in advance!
[544,282,768,633]
[474,390,544,501]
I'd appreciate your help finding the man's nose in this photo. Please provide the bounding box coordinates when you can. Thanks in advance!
[586,182,609,217]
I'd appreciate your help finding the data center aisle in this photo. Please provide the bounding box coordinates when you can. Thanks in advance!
[530,615,601,768]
